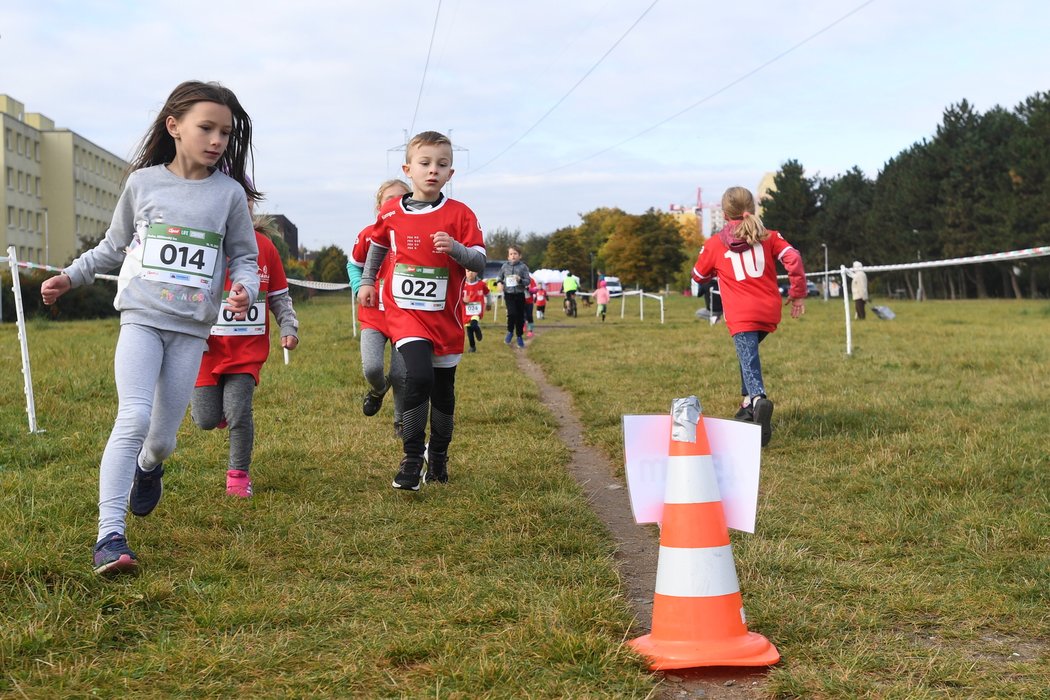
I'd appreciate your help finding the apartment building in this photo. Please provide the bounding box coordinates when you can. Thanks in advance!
[1,94,128,267]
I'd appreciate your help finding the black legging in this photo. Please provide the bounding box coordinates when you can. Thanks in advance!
[504,292,526,338]
[396,340,457,460]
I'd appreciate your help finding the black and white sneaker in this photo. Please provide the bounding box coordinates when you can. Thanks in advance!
[424,451,449,484]
[752,397,774,447]
[392,456,425,491]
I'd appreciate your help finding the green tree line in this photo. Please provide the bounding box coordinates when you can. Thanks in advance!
[15,91,1050,322]
[762,93,1050,299]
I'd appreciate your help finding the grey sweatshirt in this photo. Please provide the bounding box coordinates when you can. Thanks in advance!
[64,165,259,339]
[497,260,531,295]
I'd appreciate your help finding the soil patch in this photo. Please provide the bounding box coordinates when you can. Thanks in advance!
[515,344,770,699]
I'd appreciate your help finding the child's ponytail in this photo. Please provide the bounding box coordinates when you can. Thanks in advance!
[721,186,769,246]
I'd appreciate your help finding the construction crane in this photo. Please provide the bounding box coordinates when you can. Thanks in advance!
[692,187,726,239]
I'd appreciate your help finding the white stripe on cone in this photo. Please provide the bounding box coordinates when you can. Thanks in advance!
[664,454,720,504]
[654,545,741,598]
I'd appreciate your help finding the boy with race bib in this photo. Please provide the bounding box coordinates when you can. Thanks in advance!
[41,81,260,574]
[357,131,486,490]
[191,193,299,499]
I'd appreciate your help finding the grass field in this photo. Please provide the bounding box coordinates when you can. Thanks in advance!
[1,293,1048,698]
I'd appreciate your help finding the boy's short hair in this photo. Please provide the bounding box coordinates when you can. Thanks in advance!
[406,131,452,162]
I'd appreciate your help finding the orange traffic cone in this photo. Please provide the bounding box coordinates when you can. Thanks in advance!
[629,396,779,670]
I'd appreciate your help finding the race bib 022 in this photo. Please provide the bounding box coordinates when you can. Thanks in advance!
[392,263,448,311]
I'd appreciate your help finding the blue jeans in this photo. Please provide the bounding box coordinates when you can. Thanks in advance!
[732,331,768,399]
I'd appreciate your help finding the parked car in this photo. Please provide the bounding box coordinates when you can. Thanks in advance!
[603,276,624,297]
[779,280,820,297]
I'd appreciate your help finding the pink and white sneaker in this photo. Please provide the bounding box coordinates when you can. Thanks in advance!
[226,469,252,498]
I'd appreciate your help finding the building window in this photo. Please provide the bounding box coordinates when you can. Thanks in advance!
[6,206,13,226]
[5,167,11,189]
[35,177,40,196]
[5,128,12,151]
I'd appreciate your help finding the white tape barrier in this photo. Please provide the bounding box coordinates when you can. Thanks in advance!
[839,245,1050,355]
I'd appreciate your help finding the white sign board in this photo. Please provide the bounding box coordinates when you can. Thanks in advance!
[622,414,762,533]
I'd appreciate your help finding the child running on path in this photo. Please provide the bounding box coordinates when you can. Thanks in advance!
[593,279,611,322]
[191,195,298,498]
[40,81,260,574]
[534,286,547,319]
[357,131,486,490]
[498,245,531,348]
[348,179,411,436]
[691,186,805,447]
[463,269,488,352]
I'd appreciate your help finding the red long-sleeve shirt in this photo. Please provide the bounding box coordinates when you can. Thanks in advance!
[692,226,805,335]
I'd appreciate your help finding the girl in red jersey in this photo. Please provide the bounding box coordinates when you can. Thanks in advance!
[357,131,486,490]
[463,269,488,352]
[192,195,299,497]
[348,179,411,437]
[691,186,806,447]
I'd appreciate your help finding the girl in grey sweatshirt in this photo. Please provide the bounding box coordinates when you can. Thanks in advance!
[40,81,261,576]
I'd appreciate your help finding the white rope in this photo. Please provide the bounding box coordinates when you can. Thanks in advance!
[838,245,1050,355]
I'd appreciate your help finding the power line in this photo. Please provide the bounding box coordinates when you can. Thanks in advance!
[409,0,443,138]
[542,0,877,174]
[467,0,661,175]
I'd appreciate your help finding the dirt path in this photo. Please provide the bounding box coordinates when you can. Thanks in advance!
[515,346,770,700]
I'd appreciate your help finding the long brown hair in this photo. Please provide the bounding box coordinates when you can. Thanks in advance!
[129,81,261,201]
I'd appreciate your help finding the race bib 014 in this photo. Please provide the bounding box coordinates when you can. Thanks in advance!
[139,223,221,289]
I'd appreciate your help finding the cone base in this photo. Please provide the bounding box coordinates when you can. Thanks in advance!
[628,631,780,670]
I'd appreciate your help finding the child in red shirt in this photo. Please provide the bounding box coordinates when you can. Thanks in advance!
[192,201,299,497]
[348,179,411,437]
[691,186,805,447]
[463,269,488,352]
[357,131,486,490]
[534,287,547,319]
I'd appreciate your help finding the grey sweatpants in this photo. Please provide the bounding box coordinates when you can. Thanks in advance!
[360,327,405,420]
[190,373,256,471]
[98,323,207,540]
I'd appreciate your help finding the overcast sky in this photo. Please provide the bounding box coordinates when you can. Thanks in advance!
[4,1,1049,249]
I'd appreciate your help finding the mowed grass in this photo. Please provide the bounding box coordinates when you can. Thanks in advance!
[529,295,1050,698]
[0,297,650,698]
[0,292,1047,698]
